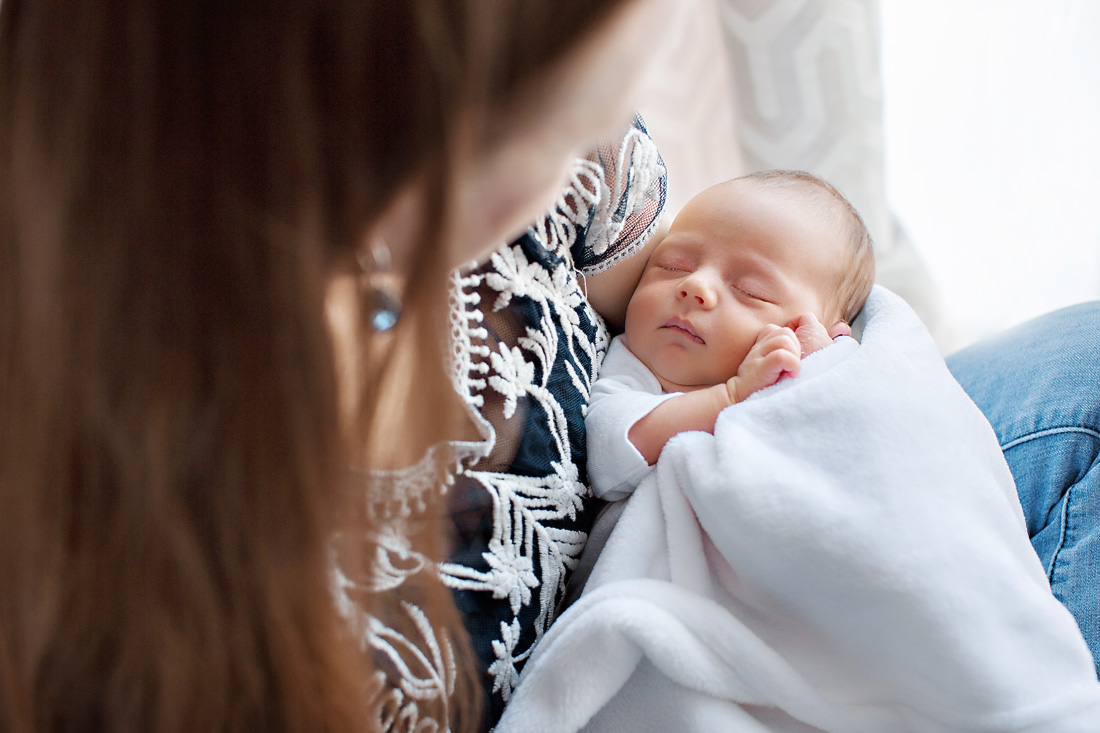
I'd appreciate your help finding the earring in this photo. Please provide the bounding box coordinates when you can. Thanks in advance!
[358,241,402,332]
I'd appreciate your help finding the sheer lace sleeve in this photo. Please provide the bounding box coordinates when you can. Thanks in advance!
[343,114,670,732]
[569,115,667,276]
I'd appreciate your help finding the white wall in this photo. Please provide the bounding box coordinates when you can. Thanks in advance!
[881,0,1100,351]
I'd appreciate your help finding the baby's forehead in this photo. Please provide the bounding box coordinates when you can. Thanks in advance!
[680,178,833,225]
[725,176,836,212]
[675,181,848,247]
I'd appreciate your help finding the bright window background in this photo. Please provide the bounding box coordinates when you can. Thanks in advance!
[880,0,1100,352]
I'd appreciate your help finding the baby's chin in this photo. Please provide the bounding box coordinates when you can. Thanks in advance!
[629,345,727,394]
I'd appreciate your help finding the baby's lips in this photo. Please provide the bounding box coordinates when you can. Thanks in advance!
[664,316,704,343]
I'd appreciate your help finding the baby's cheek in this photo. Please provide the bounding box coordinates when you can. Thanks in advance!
[717,344,752,383]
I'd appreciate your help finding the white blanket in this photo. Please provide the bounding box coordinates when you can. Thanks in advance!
[496,287,1100,732]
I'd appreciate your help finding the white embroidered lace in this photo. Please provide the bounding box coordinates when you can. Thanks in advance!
[339,123,665,732]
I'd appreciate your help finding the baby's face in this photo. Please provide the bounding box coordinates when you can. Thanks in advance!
[624,182,845,392]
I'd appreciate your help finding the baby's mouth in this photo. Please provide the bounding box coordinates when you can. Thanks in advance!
[663,317,704,344]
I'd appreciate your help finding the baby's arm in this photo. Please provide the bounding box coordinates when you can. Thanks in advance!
[586,338,679,500]
[629,325,802,464]
[626,383,737,465]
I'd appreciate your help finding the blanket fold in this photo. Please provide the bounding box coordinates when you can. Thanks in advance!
[497,287,1100,732]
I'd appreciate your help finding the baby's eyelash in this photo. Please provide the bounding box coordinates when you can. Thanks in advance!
[733,284,773,304]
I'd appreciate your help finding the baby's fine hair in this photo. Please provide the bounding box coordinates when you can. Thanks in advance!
[737,169,875,325]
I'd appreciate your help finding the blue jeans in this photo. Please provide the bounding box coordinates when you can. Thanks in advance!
[948,302,1100,677]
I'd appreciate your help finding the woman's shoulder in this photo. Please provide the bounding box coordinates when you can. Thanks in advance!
[570,115,667,275]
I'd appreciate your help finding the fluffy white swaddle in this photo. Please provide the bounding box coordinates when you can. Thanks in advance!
[496,286,1100,732]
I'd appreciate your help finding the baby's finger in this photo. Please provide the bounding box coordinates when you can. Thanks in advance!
[788,314,829,353]
[758,326,800,354]
[756,323,795,342]
[759,343,802,383]
[828,321,852,339]
[787,312,824,332]
[752,322,785,344]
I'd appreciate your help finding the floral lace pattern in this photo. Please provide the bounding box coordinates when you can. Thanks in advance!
[342,119,666,731]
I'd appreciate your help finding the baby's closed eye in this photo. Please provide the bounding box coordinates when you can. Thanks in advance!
[731,283,775,305]
[655,255,692,272]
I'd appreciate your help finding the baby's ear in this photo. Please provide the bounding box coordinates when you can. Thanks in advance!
[827,321,852,339]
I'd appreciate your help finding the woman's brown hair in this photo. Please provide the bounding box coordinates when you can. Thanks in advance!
[0,0,634,730]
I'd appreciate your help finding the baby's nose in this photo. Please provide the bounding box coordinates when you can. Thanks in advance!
[679,272,717,307]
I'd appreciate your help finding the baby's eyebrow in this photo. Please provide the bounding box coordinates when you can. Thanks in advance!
[652,242,696,263]
[733,261,788,296]
[744,268,782,289]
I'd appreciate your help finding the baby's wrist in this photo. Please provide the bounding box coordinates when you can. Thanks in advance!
[722,379,739,406]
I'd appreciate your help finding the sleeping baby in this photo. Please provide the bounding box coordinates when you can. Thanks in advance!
[496,171,1100,732]
[587,169,875,500]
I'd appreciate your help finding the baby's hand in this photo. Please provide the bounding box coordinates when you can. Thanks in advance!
[725,324,801,403]
[788,312,851,357]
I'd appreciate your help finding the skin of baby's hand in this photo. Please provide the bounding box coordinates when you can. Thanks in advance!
[725,324,802,403]
[788,312,850,357]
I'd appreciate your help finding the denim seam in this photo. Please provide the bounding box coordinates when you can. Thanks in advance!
[1001,427,1099,583]
[1001,426,1100,452]
[1048,482,1073,583]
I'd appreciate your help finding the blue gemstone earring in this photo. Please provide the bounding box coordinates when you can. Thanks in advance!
[358,242,402,332]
